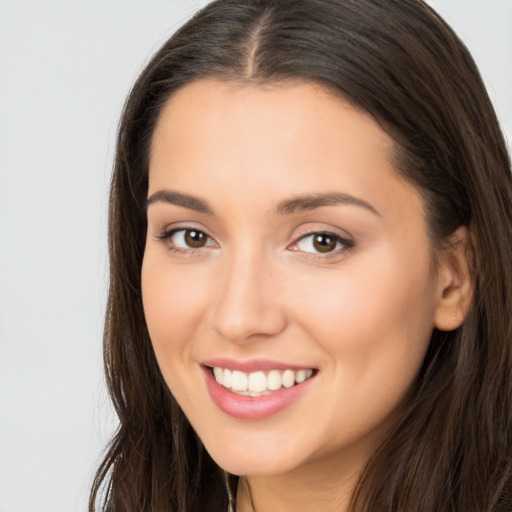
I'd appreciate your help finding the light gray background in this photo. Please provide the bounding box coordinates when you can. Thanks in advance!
[0,1,510,511]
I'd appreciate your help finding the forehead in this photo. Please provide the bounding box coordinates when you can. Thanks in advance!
[151,79,392,178]
[152,78,391,146]
[148,79,423,226]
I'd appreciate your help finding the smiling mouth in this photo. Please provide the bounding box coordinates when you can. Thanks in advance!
[210,367,315,396]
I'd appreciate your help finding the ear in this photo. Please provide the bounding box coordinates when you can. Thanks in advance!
[434,226,475,331]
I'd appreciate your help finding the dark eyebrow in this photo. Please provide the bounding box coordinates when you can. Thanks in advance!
[146,190,213,214]
[276,192,380,216]
[146,190,378,217]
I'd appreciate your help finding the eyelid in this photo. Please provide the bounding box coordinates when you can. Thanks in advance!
[153,220,212,240]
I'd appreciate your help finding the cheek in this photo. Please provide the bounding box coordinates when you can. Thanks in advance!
[287,261,436,448]
[289,252,436,387]
[141,254,211,370]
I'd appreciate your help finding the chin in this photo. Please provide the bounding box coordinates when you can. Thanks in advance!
[211,453,297,477]
[201,433,305,477]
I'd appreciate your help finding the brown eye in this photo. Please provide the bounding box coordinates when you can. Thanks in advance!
[184,230,207,248]
[312,234,337,253]
[159,228,215,251]
[293,231,352,256]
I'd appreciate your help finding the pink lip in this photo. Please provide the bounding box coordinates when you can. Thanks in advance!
[201,365,316,420]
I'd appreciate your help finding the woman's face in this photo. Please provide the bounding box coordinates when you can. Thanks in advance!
[142,79,448,478]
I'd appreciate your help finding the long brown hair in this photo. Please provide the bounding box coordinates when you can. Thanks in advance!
[90,1,512,510]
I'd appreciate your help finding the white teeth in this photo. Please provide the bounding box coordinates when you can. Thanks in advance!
[223,369,232,388]
[267,369,282,391]
[282,369,295,388]
[248,371,267,393]
[213,367,223,383]
[231,370,248,391]
[295,369,307,383]
[212,366,314,395]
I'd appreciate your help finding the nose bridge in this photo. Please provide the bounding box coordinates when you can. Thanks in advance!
[211,242,285,343]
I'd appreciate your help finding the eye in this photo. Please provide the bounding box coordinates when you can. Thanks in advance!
[293,232,353,255]
[157,228,216,251]
[175,229,209,248]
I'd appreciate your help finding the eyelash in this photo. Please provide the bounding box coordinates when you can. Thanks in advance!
[155,227,355,258]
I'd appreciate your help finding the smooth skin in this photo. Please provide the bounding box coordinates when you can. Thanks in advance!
[142,80,473,512]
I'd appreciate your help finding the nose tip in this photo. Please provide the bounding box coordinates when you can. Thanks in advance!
[210,258,287,344]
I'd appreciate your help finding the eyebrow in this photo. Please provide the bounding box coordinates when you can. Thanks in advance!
[276,192,380,216]
[145,189,379,217]
[146,190,213,214]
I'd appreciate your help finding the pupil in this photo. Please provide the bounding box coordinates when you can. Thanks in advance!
[185,230,206,248]
[313,234,336,253]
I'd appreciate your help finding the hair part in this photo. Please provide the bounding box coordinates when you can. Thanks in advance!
[91,1,512,511]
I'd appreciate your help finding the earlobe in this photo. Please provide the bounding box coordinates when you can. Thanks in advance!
[434,226,475,332]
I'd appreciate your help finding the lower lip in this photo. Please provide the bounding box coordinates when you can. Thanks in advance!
[203,367,315,420]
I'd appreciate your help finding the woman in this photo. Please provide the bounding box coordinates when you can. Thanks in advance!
[90,0,512,511]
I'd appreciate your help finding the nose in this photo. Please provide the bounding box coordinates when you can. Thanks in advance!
[210,249,287,344]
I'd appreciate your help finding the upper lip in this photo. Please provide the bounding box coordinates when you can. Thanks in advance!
[201,358,316,373]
